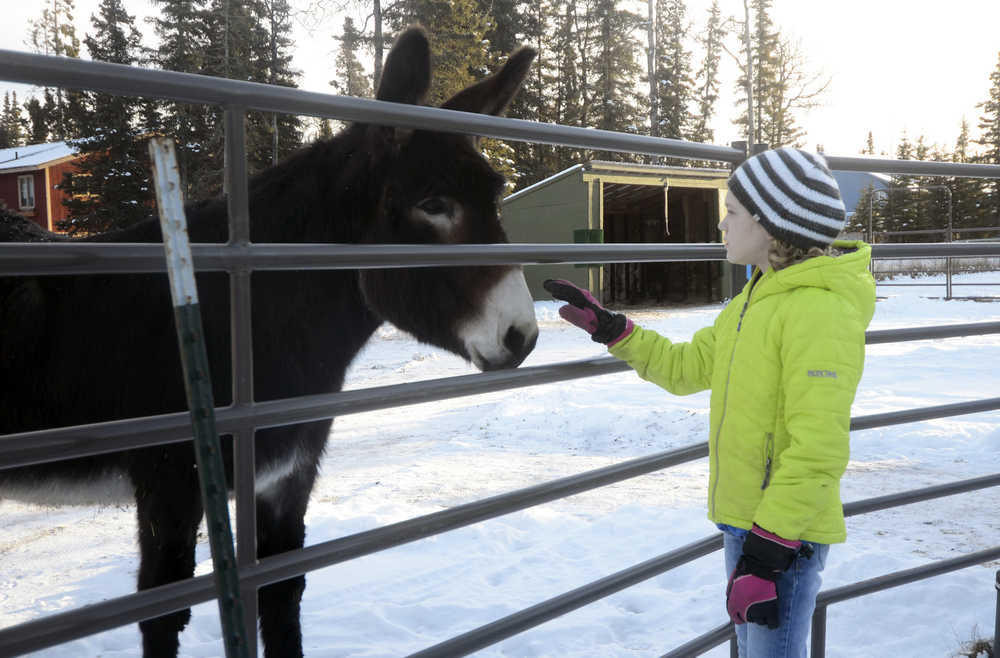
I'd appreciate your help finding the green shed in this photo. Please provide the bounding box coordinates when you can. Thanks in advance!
[502,161,740,306]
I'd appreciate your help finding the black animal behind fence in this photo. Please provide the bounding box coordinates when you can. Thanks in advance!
[0,28,538,658]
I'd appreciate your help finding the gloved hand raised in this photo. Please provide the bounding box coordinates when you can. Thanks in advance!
[726,524,808,629]
[543,279,633,345]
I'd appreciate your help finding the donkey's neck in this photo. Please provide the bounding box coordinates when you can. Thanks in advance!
[246,128,384,245]
[241,128,387,396]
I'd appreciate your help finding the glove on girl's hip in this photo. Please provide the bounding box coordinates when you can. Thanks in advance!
[543,279,633,345]
[726,524,804,629]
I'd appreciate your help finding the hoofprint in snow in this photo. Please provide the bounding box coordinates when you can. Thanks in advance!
[2,272,999,657]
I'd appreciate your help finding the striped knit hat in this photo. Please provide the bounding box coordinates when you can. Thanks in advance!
[727,147,846,249]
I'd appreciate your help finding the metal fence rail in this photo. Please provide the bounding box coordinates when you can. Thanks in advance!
[4,321,1000,471]
[2,47,1000,657]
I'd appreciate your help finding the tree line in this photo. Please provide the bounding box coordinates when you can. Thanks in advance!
[1,0,998,237]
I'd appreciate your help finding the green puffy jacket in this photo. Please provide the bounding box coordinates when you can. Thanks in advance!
[609,240,876,544]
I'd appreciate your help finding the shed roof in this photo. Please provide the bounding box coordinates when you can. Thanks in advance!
[0,141,78,173]
[504,161,730,205]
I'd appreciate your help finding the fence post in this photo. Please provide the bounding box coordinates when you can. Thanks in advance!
[810,604,827,658]
[149,137,250,658]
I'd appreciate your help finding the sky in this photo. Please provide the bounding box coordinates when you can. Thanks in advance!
[1,1,1000,160]
[2,270,999,656]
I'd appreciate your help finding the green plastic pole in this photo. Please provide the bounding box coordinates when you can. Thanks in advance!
[149,137,250,658]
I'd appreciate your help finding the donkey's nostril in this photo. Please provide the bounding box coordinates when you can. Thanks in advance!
[504,326,526,354]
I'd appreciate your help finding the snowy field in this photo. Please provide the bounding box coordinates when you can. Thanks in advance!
[2,271,1000,657]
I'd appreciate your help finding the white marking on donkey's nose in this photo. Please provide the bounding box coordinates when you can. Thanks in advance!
[460,268,539,371]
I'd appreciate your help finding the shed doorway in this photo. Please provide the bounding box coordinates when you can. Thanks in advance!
[602,183,722,306]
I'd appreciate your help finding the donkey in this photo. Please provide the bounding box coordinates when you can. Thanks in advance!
[0,27,538,657]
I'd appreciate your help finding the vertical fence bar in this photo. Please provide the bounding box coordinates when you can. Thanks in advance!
[994,571,999,658]
[945,186,954,299]
[149,137,249,658]
[225,106,259,654]
[730,635,738,658]
[810,604,827,658]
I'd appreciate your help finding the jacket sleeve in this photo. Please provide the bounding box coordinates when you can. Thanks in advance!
[607,319,719,397]
[753,294,866,539]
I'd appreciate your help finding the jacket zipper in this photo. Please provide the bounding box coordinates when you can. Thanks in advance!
[761,432,774,490]
[709,275,757,518]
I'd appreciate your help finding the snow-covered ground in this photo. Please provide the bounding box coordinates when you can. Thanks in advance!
[2,271,1000,657]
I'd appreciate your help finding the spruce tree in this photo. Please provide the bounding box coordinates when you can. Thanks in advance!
[26,0,87,140]
[887,131,919,238]
[332,17,371,98]
[690,0,723,147]
[864,131,875,155]
[654,0,693,142]
[59,0,153,234]
[24,97,48,144]
[592,0,645,162]
[952,118,986,232]
[975,51,1000,226]
[150,0,216,198]
[499,0,558,187]
[0,93,26,148]
[733,0,779,146]
[732,0,825,148]
[251,0,302,169]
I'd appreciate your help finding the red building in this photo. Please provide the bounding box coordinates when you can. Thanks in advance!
[0,142,81,231]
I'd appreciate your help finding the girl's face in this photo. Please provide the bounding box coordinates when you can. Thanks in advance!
[720,192,772,272]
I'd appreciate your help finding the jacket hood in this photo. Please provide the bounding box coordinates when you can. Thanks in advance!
[753,240,876,326]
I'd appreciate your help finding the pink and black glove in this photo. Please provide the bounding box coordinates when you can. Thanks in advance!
[543,279,634,346]
[725,525,808,629]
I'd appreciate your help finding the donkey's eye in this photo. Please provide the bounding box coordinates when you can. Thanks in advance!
[417,197,449,215]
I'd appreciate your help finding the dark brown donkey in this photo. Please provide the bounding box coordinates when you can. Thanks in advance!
[0,27,538,657]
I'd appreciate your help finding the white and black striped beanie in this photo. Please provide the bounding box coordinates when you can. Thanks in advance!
[728,147,846,250]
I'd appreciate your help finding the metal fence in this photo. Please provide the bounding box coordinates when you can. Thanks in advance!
[2,48,1000,657]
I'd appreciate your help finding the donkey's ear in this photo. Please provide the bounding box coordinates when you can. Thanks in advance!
[442,46,537,116]
[375,26,431,105]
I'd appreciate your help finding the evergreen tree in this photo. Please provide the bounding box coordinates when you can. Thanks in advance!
[332,17,371,98]
[886,131,920,237]
[592,0,645,161]
[732,0,825,148]
[846,131,886,240]
[863,131,875,155]
[951,118,986,232]
[506,0,558,186]
[24,97,48,144]
[0,93,26,148]
[975,51,1000,225]
[733,0,779,145]
[59,0,154,234]
[151,0,220,198]
[654,0,693,142]
[26,0,87,140]
[690,0,723,146]
[252,0,302,169]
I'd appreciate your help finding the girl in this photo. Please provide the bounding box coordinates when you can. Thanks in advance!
[545,147,876,657]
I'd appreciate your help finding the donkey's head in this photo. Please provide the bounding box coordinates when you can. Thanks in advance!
[358,28,539,371]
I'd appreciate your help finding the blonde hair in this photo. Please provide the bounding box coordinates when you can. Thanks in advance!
[767,238,839,272]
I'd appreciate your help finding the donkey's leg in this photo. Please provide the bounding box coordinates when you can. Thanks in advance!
[254,424,325,658]
[134,458,204,658]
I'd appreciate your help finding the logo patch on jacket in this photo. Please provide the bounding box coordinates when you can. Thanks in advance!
[807,369,838,379]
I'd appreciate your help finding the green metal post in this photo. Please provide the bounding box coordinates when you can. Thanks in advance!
[149,137,250,658]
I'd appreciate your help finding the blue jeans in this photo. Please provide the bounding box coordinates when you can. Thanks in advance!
[722,526,830,658]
